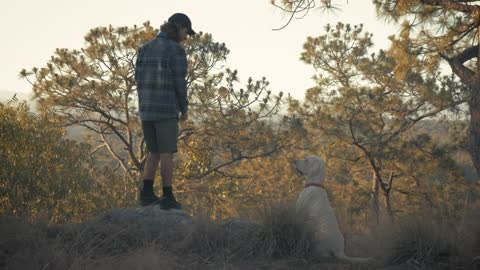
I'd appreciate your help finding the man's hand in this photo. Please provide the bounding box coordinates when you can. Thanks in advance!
[180,112,188,122]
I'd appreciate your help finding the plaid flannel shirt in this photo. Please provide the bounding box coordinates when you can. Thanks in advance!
[135,32,188,121]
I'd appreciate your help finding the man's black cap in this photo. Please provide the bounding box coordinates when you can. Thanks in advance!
[168,13,196,36]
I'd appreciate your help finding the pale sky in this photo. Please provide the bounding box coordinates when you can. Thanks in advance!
[0,0,398,100]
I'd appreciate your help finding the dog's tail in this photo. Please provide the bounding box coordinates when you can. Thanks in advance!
[334,252,373,263]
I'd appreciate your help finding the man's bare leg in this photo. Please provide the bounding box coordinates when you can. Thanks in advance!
[160,152,174,187]
[142,152,160,180]
[139,152,161,205]
[159,152,180,209]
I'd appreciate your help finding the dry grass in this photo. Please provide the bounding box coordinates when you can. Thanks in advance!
[368,210,480,270]
[388,220,457,267]
[241,202,316,259]
[1,204,479,270]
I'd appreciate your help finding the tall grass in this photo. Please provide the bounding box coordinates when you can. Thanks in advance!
[1,204,479,270]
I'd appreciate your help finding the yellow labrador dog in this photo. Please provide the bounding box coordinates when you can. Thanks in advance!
[294,155,371,263]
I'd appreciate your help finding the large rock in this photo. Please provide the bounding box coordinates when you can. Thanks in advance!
[93,206,192,237]
[221,217,259,231]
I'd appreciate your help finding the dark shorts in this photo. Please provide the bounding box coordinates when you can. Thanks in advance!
[142,118,179,153]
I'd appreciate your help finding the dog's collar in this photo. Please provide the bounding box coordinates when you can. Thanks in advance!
[304,183,325,189]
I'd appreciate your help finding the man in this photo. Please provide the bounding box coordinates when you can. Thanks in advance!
[135,13,196,209]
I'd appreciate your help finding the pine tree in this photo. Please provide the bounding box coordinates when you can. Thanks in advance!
[271,0,480,178]
[289,23,463,221]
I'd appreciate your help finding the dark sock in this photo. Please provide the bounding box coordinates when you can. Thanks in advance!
[163,186,173,198]
[143,179,154,192]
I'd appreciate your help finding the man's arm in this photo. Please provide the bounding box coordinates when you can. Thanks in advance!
[170,45,189,115]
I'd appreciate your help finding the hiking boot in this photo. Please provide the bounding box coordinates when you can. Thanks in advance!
[139,189,161,206]
[158,196,182,210]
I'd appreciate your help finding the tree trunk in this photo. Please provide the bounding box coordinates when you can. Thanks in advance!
[443,41,480,178]
[383,191,394,223]
[371,172,380,224]
[469,82,480,179]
